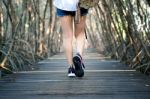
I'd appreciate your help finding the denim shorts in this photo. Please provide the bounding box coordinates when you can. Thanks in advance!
[56,7,88,17]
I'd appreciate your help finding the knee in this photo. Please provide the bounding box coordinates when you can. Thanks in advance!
[75,31,84,38]
[63,33,73,42]
[75,26,85,38]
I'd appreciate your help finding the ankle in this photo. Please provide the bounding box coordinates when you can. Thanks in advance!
[68,64,73,68]
[76,53,82,60]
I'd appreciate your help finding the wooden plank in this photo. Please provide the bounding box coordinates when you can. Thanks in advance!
[0,50,150,99]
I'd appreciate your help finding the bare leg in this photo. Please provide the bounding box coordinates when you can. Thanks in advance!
[60,16,74,66]
[75,16,86,57]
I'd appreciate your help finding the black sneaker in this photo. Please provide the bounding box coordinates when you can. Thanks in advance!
[73,53,85,77]
[68,67,76,77]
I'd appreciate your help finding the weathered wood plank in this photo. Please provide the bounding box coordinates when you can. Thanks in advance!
[0,50,150,99]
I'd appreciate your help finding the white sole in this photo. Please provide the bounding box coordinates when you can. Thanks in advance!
[68,73,76,77]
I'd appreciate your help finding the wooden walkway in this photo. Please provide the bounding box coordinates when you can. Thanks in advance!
[0,49,150,99]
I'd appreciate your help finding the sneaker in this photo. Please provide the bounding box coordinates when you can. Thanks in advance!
[73,53,85,77]
[68,67,76,77]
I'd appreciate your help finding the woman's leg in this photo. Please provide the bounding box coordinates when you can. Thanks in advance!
[72,16,86,77]
[75,16,86,56]
[59,15,74,66]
